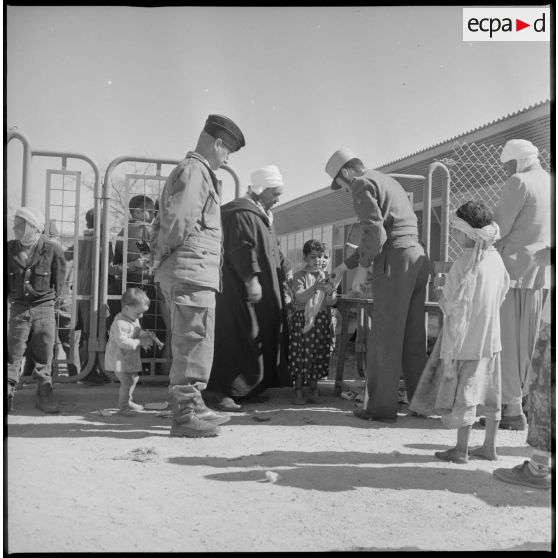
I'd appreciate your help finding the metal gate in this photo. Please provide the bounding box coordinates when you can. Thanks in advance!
[7,129,103,383]
[97,156,240,383]
[7,132,240,384]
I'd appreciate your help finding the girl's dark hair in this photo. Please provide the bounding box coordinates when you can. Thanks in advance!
[303,239,326,256]
[85,208,95,229]
[456,201,493,229]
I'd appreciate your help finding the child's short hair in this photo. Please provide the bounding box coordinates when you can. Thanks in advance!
[121,287,150,308]
[456,201,493,229]
[129,195,155,212]
[303,239,326,256]
[85,208,95,229]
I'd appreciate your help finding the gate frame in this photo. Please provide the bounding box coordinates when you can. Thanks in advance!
[7,130,103,383]
[97,156,240,381]
[421,161,451,266]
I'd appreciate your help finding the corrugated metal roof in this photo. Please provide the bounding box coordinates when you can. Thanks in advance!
[274,100,551,236]
[377,99,551,168]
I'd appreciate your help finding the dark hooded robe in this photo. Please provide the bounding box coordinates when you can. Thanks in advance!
[208,196,290,396]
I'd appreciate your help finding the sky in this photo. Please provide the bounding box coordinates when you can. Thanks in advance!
[5,5,551,214]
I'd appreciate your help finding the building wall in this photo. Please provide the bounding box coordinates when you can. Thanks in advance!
[275,101,550,287]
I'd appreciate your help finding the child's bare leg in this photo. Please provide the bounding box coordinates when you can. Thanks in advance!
[127,373,143,410]
[435,425,471,464]
[469,416,499,460]
[116,372,142,412]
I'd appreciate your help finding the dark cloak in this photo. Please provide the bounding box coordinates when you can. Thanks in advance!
[208,197,291,396]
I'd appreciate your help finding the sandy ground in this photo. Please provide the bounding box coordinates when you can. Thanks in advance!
[6,353,553,553]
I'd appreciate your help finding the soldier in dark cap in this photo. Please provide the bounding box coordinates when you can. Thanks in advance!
[150,113,246,438]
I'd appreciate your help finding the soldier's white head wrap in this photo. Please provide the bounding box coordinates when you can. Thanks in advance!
[248,165,284,195]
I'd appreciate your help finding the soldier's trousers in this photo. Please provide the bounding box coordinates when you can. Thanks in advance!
[157,279,215,386]
[364,237,430,420]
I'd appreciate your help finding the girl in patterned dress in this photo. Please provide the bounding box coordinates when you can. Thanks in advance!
[289,239,337,404]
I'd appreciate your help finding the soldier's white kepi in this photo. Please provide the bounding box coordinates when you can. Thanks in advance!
[325,147,358,190]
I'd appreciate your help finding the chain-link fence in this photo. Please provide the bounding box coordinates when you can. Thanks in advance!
[438,141,551,262]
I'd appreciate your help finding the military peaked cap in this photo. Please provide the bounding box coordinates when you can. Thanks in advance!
[204,114,246,152]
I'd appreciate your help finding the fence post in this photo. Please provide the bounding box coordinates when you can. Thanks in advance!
[7,129,33,206]
[427,162,451,263]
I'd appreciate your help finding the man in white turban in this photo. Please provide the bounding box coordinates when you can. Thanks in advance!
[205,165,291,412]
[491,139,550,430]
[7,206,66,413]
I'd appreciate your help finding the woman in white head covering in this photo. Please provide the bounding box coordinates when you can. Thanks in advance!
[204,165,291,411]
[7,206,66,414]
[410,200,510,465]
[493,139,551,430]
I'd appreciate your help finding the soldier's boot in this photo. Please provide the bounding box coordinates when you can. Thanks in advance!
[192,390,231,426]
[169,385,220,438]
[35,381,61,414]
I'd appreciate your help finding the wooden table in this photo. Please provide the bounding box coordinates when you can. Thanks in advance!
[333,296,441,397]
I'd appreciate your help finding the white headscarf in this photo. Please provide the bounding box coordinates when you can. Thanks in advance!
[440,213,501,372]
[245,165,284,224]
[500,139,539,173]
[248,165,284,195]
[515,156,540,173]
[15,207,45,247]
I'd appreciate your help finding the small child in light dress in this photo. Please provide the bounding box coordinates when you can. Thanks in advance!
[410,201,510,464]
[105,288,154,416]
[289,239,337,404]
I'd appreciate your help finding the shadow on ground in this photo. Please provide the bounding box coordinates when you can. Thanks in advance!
[167,450,550,508]
[6,382,447,438]
[339,542,551,552]
[405,443,532,459]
